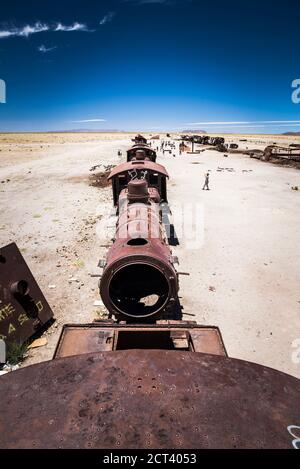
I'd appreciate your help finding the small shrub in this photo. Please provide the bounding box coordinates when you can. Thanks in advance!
[6,341,28,365]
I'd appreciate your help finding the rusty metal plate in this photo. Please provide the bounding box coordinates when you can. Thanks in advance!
[53,323,227,359]
[0,243,53,345]
[0,350,300,449]
[54,325,115,358]
[190,329,227,356]
[108,160,169,180]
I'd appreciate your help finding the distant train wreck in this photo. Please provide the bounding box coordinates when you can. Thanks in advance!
[132,134,147,145]
[263,145,300,162]
[181,134,225,146]
[181,134,225,153]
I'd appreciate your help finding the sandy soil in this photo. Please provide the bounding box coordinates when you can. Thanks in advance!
[0,132,299,379]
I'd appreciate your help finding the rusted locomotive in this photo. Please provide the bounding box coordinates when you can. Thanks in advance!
[100,141,178,321]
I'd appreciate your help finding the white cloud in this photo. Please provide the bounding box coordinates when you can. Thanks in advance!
[38,44,57,53]
[202,124,299,129]
[0,22,49,39]
[268,123,300,127]
[0,21,91,39]
[0,31,15,38]
[99,12,115,25]
[19,23,49,37]
[184,120,300,126]
[71,119,107,123]
[54,22,88,32]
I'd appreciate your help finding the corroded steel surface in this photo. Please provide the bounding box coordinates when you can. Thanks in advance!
[53,323,227,358]
[108,160,168,180]
[0,242,53,344]
[0,350,300,449]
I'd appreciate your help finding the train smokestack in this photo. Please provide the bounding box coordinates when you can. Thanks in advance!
[127,179,149,204]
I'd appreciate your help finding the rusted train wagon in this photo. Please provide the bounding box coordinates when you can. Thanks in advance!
[132,134,147,145]
[263,145,300,162]
[126,144,157,162]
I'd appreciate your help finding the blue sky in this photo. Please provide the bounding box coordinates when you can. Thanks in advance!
[0,0,300,133]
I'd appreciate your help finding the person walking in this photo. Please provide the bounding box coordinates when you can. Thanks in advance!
[202,172,210,190]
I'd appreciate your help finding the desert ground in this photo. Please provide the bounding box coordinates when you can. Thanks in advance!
[0,132,299,378]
